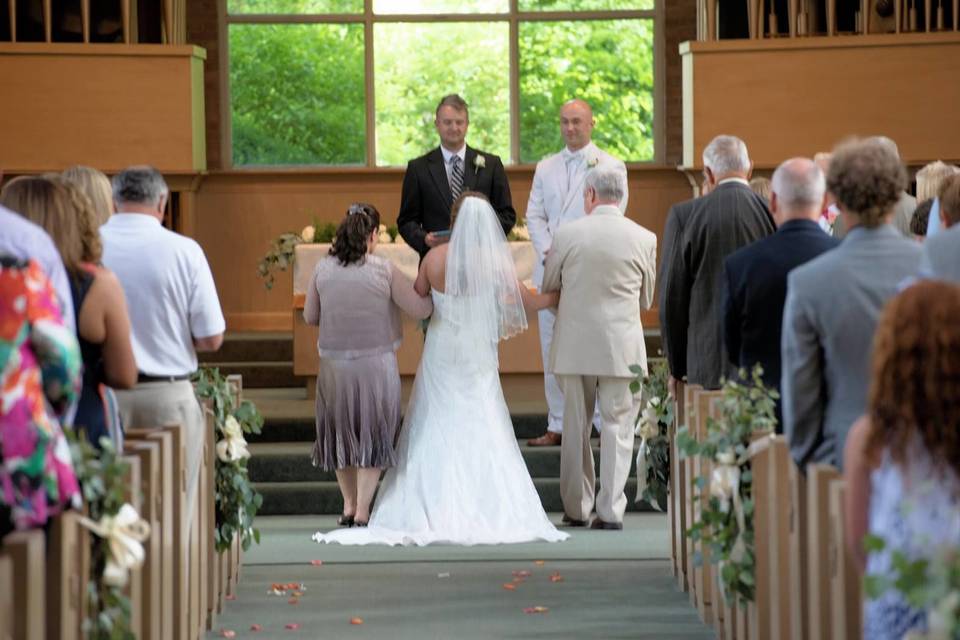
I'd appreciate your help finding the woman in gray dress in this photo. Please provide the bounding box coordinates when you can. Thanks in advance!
[304,203,433,527]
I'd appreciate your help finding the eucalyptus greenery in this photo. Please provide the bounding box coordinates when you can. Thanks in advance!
[67,433,135,639]
[676,365,778,605]
[863,536,960,638]
[257,232,303,290]
[629,358,673,511]
[193,367,265,552]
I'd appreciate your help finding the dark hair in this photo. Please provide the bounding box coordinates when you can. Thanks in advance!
[910,199,933,236]
[436,94,469,119]
[826,138,906,228]
[866,280,960,480]
[450,191,488,229]
[939,173,960,226]
[329,203,380,266]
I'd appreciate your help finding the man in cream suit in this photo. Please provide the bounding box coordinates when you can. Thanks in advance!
[542,167,656,529]
[526,99,628,447]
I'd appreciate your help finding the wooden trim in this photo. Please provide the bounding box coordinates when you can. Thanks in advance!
[0,43,207,57]
[508,0,520,164]
[653,0,665,163]
[81,0,90,43]
[219,0,232,168]
[364,0,375,166]
[226,312,292,332]
[226,10,656,23]
[680,30,960,53]
[8,1,15,42]
[122,0,130,43]
[43,0,51,42]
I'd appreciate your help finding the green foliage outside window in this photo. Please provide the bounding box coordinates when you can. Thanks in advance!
[229,0,363,14]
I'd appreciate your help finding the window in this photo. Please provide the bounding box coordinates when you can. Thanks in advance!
[225,0,658,167]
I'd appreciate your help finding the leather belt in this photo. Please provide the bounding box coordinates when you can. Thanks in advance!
[137,373,191,383]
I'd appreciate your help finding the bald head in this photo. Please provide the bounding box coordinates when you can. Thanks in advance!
[560,99,595,152]
[770,157,826,226]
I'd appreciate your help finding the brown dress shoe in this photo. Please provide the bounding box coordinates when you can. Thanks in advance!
[590,518,623,530]
[527,431,561,446]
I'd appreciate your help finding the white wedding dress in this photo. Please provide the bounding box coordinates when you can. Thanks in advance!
[313,198,567,547]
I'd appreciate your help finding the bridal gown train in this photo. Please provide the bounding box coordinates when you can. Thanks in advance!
[312,290,568,546]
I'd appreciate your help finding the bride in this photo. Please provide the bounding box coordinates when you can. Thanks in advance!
[313,194,568,546]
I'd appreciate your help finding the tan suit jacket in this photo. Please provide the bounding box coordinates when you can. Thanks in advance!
[542,205,657,377]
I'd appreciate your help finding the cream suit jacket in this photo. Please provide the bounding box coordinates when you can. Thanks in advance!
[525,142,628,286]
[541,205,657,377]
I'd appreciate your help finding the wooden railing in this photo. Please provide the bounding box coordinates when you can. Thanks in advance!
[698,0,959,40]
[3,0,185,44]
[669,387,863,639]
[0,376,245,640]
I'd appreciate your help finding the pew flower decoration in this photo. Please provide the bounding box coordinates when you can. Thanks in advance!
[865,538,960,640]
[216,415,252,463]
[630,358,673,511]
[81,503,152,588]
[194,367,265,552]
[507,217,531,242]
[676,364,778,606]
[67,434,140,637]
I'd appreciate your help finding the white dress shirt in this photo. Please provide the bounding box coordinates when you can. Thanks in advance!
[101,213,225,377]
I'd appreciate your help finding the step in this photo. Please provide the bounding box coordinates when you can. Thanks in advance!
[253,479,658,516]
[198,332,292,363]
[209,362,300,388]
[247,440,634,483]
[248,413,553,443]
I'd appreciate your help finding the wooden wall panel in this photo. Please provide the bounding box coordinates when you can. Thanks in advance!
[0,44,206,174]
[194,168,693,332]
[681,33,960,169]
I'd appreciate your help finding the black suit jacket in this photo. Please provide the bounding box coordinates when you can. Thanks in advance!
[397,146,516,256]
[658,182,776,389]
[721,219,840,426]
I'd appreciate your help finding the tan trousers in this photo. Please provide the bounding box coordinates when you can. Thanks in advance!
[557,375,637,523]
[115,380,204,528]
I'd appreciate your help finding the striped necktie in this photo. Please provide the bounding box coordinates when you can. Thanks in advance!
[450,155,464,203]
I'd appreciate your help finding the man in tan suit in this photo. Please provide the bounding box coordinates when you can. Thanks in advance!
[542,166,657,529]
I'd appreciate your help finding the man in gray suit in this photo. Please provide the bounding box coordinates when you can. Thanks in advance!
[542,166,657,530]
[782,138,923,471]
[920,174,960,281]
[659,135,775,391]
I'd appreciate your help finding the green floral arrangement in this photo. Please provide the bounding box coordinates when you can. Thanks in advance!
[629,358,672,511]
[68,434,140,639]
[193,367,265,552]
[864,537,960,639]
[676,365,778,606]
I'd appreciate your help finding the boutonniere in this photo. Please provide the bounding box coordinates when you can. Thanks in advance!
[586,157,599,169]
[473,154,486,174]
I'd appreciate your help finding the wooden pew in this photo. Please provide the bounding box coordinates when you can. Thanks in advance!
[682,383,703,601]
[45,511,88,640]
[0,555,13,640]
[120,454,144,638]
[828,478,862,640]
[788,458,808,640]
[1,529,46,640]
[806,464,841,640]
[124,438,164,640]
[692,389,723,627]
[748,433,775,639]
[670,379,689,591]
[203,404,218,630]
[761,436,795,638]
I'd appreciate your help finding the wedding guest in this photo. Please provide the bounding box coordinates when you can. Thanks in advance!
[917,160,960,237]
[722,158,839,429]
[542,167,657,529]
[833,136,914,239]
[843,281,960,640]
[101,165,224,527]
[782,138,922,470]
[920,174,960,281]
[524,99,627,447]
[1,176,137,447]
[0,203,75,332]
[397,94,515,257]
[0,256,82,537]
[305,203,433,527]
[749,176,771,201]
[813,151,839,234]
[659,134,775,391]
[63,165,114,227]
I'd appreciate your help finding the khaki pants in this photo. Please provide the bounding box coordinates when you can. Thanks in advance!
[557,375,637,523]
[115,380,204,528]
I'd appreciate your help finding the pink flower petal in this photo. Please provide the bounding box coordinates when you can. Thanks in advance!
[285,623,301,630]
[310,560,324,566]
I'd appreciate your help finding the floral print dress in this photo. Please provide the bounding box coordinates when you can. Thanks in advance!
[0,256,82,531]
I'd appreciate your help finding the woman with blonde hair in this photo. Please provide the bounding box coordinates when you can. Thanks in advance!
[62,165,114,227]
[916,160,960,237]
[0,176,137,447]
[844,280,960,639]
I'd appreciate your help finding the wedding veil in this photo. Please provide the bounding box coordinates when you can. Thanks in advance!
[444,196,527,346]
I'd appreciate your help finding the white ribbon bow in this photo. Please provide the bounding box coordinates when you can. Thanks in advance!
[634,399,663,508]
[80,503,151,587]
[217,415,251,463]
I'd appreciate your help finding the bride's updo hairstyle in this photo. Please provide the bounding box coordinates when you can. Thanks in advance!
[329,202,380,266]
[450,191,489,229]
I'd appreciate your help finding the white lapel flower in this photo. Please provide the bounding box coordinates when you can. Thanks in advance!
[473,154,486,174]
[217,415,251,463]
[586,157,599,169]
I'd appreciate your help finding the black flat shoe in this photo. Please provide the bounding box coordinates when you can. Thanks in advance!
[561,514,588,527]
[337,514,355,527]
[353,520,368,528]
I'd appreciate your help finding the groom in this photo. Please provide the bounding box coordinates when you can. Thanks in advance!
[542,166,657,529]
[397,94,516,257]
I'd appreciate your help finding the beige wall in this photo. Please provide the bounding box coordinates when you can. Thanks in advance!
[194,167,693,331]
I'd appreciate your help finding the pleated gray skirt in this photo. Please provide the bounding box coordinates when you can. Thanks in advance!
[311,351,401,471]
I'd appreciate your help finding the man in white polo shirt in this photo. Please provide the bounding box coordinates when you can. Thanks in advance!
[101,165,225,526]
